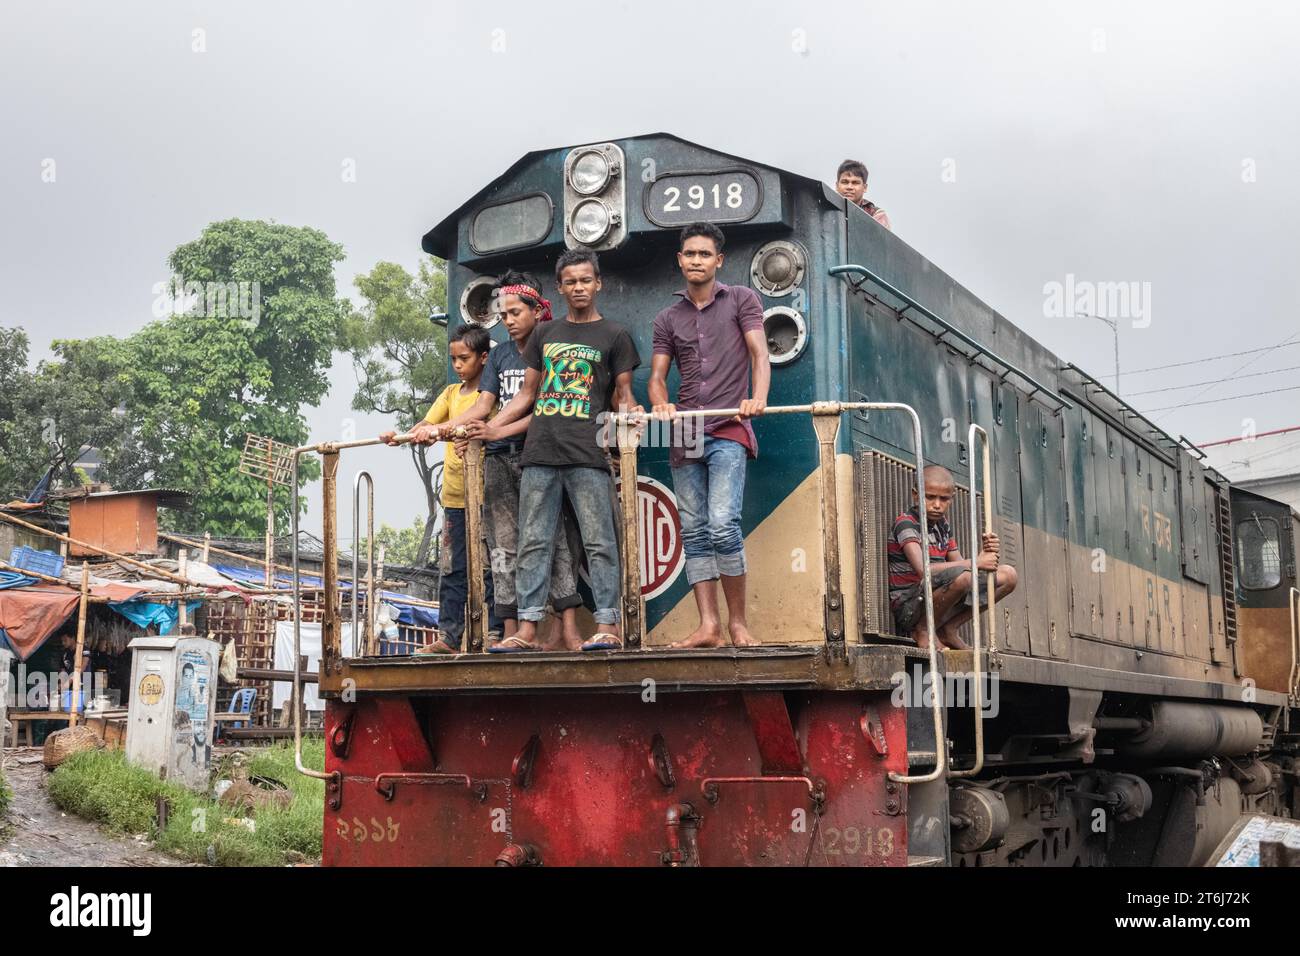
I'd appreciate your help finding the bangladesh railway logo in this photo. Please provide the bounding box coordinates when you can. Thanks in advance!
[617,474,684,599]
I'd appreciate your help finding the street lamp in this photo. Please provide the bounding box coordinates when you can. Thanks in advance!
[1081,313,1120,396]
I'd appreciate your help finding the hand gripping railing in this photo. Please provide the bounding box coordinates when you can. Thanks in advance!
[616,400,946,783]
[948,424,996,779]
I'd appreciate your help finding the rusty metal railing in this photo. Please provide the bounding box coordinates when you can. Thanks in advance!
[616,399,946,783]
[1290,587,1299,704]
[948,423,995,780]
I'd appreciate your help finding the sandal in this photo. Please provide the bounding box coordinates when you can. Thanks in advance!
[487,635,540,654]
[582,632,623,652]
[414,640,458,656]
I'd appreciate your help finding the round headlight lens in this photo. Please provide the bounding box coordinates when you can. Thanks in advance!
[569,150,611,195]
[570,199,612,245]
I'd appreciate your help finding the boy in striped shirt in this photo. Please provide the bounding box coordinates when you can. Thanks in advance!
[887,465,1018,650]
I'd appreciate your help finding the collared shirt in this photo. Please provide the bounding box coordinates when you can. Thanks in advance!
[652,281,765,468]
[858,198,892,231]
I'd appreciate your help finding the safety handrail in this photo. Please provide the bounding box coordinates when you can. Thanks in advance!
[1290,587,1299,703]
[829,263,1072,414]
[948,424,995,779]
[617,399,947,783]
[291,432,417,783]
[352,470,376,657]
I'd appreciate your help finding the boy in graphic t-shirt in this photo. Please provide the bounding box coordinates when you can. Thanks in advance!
[444,271,585,651]
[476,250,642,652]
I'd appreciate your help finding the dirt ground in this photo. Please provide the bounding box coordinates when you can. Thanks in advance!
[1,749,192,867]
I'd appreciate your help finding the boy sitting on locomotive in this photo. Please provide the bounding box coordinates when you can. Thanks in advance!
[475,249,642,652]
[888,464,1018,650]
[648,222,770,649]
[380,324,499,654]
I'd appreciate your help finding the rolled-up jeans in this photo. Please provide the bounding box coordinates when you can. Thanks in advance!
[516,465,621,626]
[671,436,748,586]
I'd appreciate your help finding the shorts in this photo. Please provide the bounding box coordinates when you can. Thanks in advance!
[891,565,990,634]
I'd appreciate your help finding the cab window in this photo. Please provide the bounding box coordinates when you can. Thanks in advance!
[1236,515,1282,590]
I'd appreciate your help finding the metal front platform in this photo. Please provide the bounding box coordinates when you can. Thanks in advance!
[319,642,916,696]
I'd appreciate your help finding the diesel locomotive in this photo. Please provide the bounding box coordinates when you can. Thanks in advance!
[291,134,1299,866]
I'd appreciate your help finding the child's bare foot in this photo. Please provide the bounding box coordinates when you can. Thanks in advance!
[669,622,726,649]
[940,626,969,650]
[728,621,757,647]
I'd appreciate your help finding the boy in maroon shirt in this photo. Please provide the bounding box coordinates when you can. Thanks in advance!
[649,222,771,648]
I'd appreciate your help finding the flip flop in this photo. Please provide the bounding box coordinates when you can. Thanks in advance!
[488,635,540,654]
[582,632,624,652]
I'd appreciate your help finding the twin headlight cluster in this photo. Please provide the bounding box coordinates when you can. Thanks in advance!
[563,143,627,250]
[459,142,810,365]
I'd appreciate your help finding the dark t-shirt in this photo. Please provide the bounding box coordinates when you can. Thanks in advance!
[520,317,641,470]
[480,337,530,456]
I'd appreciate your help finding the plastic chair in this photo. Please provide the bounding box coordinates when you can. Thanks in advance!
[229,687,257,729]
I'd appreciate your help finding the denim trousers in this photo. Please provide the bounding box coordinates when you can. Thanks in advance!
[437,506,500,648]
[516,465,621,625]
[670,436,748,586]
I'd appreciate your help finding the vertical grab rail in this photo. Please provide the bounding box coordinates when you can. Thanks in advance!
[292,433,415,783]
[1289,587,1299,703]
[462,435,488,653]
[948,424,996,779]
[352,471,375,657]
[292,445,333,783]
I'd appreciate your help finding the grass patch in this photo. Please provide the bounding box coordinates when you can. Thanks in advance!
[47,740,326,867]
[0,768,11,817]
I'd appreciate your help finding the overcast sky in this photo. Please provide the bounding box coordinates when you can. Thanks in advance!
[3,0,1297,538]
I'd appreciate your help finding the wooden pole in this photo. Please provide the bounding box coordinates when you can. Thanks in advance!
[177,549,189,630]
[201,532,211,564]
[68,562,89,728]
[265,441,275,588]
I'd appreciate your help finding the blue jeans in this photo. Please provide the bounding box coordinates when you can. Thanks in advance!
[671,436,748,586]
[437,507,500,649]
[516,466,621,626]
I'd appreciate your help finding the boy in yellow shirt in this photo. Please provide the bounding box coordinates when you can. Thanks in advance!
[381,324,494,653]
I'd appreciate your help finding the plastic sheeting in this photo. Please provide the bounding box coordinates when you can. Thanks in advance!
[108,599,202,635]
[272,620,353,712]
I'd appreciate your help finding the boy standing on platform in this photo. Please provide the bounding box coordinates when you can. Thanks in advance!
[648,222,770,649]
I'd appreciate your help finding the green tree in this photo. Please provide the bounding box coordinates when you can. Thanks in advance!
[341,257,448,565]
[358,516,431,567]
[2,220,346,535]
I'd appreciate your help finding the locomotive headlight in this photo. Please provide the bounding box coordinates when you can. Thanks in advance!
[570,199,613,245]
[569,149,612,196]
[751,240,807,297]
[562,142,627,251]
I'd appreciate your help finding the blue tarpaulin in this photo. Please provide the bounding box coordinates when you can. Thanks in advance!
[108,599,202,635]
[208,562,437,627]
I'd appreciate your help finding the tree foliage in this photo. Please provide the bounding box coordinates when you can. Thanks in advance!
[341,257,448,565]
[0,219,346,536]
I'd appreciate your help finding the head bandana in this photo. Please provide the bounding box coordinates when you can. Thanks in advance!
[498,284,553,322]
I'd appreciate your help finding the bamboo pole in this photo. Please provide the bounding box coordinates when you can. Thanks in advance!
[68,562,89,727]
[177,550,189,630]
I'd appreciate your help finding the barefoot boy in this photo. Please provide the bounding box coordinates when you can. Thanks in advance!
[648,222,770,649]
[888,464,1018,650]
